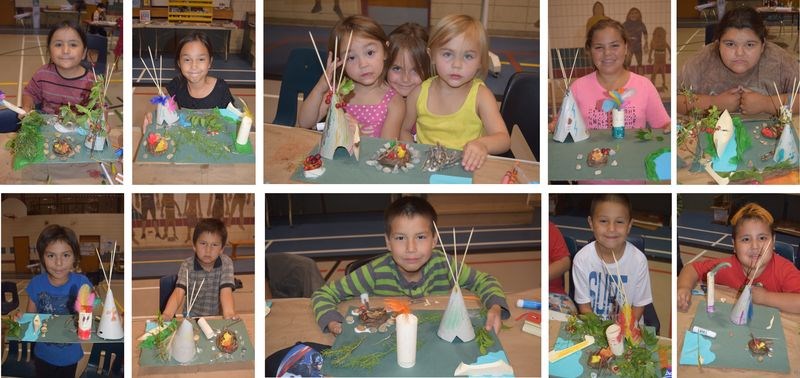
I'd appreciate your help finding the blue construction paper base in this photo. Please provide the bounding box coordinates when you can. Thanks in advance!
[470,350,513,377]
[679,330,716,365]
[712,134,738,172]
[549,338,584,378]
[429,174,473,184]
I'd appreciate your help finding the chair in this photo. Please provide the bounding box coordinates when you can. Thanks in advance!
[774,240,797,266]
[643,303,661,335]
[272,48,323,126]
[81,342,123,378]
[563,235,579,301]
[159,274,242,312]
[344,254,382,276]
[677,252,684,277]
[85,33,108,78]
[2,281,19,315]
[1,341,36,378]
[266,253,324,298]
[499,71,539,161]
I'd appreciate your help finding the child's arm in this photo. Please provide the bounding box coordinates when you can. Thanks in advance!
[577,303,593,314]
[463,85,510,171]
[458,262,510,320]
[631,305,645,322]
[549,256,571,280]
[161,286,185,320]
[219,287,237,319]
[751,288,800,314]
[399,86,421,142]
[379,92,405,140]
[297,53,337,129]
[311,265,378,333]
[676,262,700,312]
[26,297,36,313]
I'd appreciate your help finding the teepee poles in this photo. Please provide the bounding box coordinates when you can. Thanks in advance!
[433,221,458,285]
[309,32,333,92]
[309,30,354,95]
[94,241,117,290]
[184,272,205,318]
[140,47,164,96]
[432,222,475,287]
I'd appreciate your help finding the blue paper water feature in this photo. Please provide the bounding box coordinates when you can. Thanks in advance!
[679,330,716,366]
[549,337,584,378]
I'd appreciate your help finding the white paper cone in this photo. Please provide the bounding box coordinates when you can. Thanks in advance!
[713,110,733,158]
[396,313,418,368]
[730,285,753,325]
[612,108,625,127]
[236,115,252,145]
[156,104,179,126]
[97,290,123,339]
[319,93,356,159]
[170,318,197,363]
[605,324,624,356]
[773,120,798,164]
[553,90,589,142]
[437,287,475,343]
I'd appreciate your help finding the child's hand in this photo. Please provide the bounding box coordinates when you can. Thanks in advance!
[327,321,343,336]
[676,287,692,312]
[223,311,239,320]
[462,140,489,172]
[484,304,502,334]
[751,286,768,305]
[142,112,153,135]
[715,87,743,112]
[739,88,773,115]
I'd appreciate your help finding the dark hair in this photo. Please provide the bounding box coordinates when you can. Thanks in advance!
[36,224,81,274]
[174,32,214,81]
[585,18,628,51]
[387,23,431,82]
[97,2,106,9]
[715,6,768,43]
[193,218,228,246]
[47,20,87,54]
[384,196,438,235]
[590,194,632,219]
[328,15,389,81]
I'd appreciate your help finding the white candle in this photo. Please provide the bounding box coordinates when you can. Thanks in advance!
[197,317,215,339]
[236,115,252,145]
[396,313,418,368]
[605,324,624,356]
[2,100,26,116]
[612,108,625,127]
[707,273,715,313]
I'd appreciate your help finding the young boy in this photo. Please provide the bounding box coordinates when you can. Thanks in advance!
[311,196,510,335]
[163,218,238,320]
[572,194,653,322]
[677,203,800,313]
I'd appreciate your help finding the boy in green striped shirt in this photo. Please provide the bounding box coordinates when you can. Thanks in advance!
[312,196,510,335]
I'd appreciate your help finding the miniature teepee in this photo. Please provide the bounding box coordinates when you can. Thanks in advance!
[552,50,588,143]
[773,80,799,164]
[730,241,770,325]
[141,47,178,126]
[309,31,359,160]
[433,224,475,343]
[96,242,123,340]
[170,272,205,363]
[711,109,737,172]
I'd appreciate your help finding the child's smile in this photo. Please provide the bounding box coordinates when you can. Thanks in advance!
[386,215,436,281]
[588,201,632,255]
[733,219,773,271]
[179,40,212,85]
[49,27,86,77]
[43,240,75,286]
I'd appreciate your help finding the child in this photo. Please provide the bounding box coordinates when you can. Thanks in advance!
[572,194,653,321]
[311,196,510,335]
[386,23,430,98]
[89,2,107,36]
[297,15,404,139]
[22,21,96,117]
[677,203,800,313]
[649,27,670,92]
[25,224,93,377]
[549,221,571,295]
[162,218,238,320]
[399,15,510,172]
[165,32,235,109]
[623,7,648,75]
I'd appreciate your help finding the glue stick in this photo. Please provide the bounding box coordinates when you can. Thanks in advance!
[516,299,541,310]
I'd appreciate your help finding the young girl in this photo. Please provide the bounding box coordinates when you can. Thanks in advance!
[25,224,93,377]
[298,15,404,139]
[678,203,800,314]
[649,27,669,92]
[165,32,235,109]
[623,7,648,75]
[399,14,510,172]
[386,23,430,98]
[22,21,95,117]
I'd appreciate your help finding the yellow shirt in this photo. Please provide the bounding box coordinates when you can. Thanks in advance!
[416,77,485,151]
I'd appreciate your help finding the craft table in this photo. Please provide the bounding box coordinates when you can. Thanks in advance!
[133,21,236,61]
[265,289,540,377]
[6,313,123,344]
[264,124,539,184]
[548,127,671,183]
[677,285,800,376]
[41,9,80,28]
[133,314,255,377]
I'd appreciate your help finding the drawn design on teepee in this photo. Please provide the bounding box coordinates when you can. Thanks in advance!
[552,49,588,143]
[730,240,770,325]
[433,223,476,343]
[309,31,360,160]
[96,242,123,340]
[170,271,205,363]
[773,80,800,164]
[141,47,179,127]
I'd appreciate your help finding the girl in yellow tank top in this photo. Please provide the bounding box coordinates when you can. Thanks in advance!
[399,15,510,172]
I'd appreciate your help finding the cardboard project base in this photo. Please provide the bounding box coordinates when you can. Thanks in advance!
[139,318,254,367]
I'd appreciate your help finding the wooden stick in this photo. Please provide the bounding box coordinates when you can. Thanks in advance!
[337,30,353,92]
[95,247,109,287]
[433,221,458,285]
[452,228,457,283]
[568,49,579,83]
[139,56,161,96]
[773,82,784,108]
[746,240,771,287]
[556,48,568,92]
[308,31,332,91]
[457,227,474,283]
[188,278,205,316]
[108,241,116,285]
[333,36,339,93]
[147,47,159,89]
[158,55,163,92]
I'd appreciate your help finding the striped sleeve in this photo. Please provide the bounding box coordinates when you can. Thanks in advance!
[458,260,510,319]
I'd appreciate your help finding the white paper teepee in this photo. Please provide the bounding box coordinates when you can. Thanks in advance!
[552,50,588,143]
[96,242,123,340]
[773,79,800,164]
[730,241,770,325]
[170,271,205,363]
[141,47,179,126]
[434,224,475,343]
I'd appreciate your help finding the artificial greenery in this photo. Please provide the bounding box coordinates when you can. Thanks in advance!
[186,111,225,134]
[644,146,671,182]
[474,326,495,355]
[731,117,751,165]
[167,124,228,159]
[635,128,664,142]
[322,335,367,367]
[565,313,614,349]
[139,312,177,362]
[5,111,45,169]
[614,326,662,378]
[3,316,21,339]
[728,160,796,183]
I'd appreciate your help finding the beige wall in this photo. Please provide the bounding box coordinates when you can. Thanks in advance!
[550,0,670,49]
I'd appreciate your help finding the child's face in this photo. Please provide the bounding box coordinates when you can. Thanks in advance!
[629,9,641,21]
[718,28,764,75]
[193,231,224,270]
[178,40,212,84]
[590,27,627,76]
[49,27,86,71]
[588,201,632,253]
[385,215,437,281]
[431,32,482,89]
[733,219,774,270]
[342,35,385,87]
[42,240,75,286]
[387,50,422,97]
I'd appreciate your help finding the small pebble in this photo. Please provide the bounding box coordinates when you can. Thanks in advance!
[720,298,726,303]
[378,324,388,333]
[193,334,200,341]
[345,316,355,324]
[594,170,601,175]
[355,325,368,333]
[611,160,618,166]
[608,149,616,156]
[368,327,377,333]
[576,164,582,170]
[576,154,583,159]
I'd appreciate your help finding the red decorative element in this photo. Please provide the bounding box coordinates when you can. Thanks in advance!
[303,154,323,171]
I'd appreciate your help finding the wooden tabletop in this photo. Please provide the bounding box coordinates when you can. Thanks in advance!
[676,285,800,376]
[265,288,541,376]
[264,124,539,184]
[132,129,255,185]
[132,314,255,377]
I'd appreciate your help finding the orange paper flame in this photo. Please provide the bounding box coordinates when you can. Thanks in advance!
[385,299,411,315]
[616,303,641,343]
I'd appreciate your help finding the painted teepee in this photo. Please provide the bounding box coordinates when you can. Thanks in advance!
[170,272,205,363]
[730,240,770,325]
[309,31,359,160]
[773,80,800,164]
[434,224,475,343]
[96,242,123,340]
[141,47,179,126]
[711,110,737,172]
[552,50,588,143]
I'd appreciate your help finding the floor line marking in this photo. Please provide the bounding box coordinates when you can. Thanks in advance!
[678,29,701,54]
